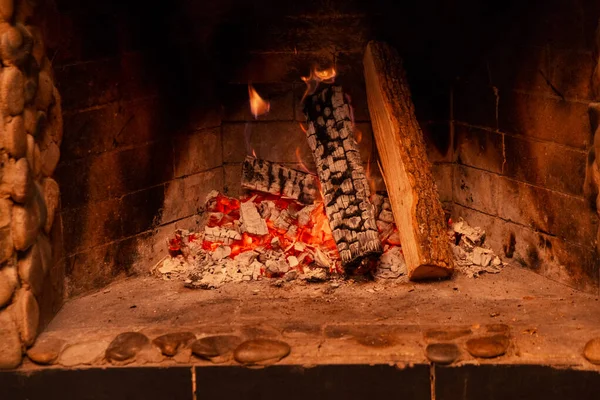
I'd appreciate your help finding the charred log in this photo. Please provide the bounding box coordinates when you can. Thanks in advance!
[241,156,318,204]
[303,85,382,269]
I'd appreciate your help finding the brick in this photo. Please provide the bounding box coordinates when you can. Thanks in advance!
[453,75,497,130]
[503,135,586,196]
[223,163,243,198]
[291,16,371,53]
[173,128,222,178]
[222,83,294,122]
[432,163,453,203]
[498,91,591,149]
[423,122,452,163]
[121,185,166,238]
[454,125,503,173]
[549,49,595,101]
[222,122,312,164]
[162,169,224,223]
[54,58,122,111]
[61,198,122,255]
[454,165,598,246]
[61,98,163,161]
[487,45,553,96]
[453,204,599,294]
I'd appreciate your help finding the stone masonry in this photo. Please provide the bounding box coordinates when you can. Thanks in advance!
[0,0,63,369]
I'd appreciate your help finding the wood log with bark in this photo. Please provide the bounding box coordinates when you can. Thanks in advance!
[363,40,454,280]
[303,85,382,269]
[241,156,318,204]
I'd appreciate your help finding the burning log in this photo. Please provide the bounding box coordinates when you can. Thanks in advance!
[241,156,318,205]
[363,41,454,280]
[303,85,382,269]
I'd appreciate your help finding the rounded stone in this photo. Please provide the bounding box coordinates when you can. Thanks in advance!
[583,338,600,365]
[0,218,14,265]
[0,263,18,307]
[0,308,22,369]
[34,70,52,111]
[10,157,32,203]
[11,184,45,251]
[1,115,26,158]
[153,332,196,357]
[40,141,59,177]
[466,335,510,359]
[425,343,461,365]
[233,339,291,365]
[15,0,36,23]
[27,25,44,66]
[27,337,65,365]
[1,66,25,116]
[13,287,39,346]
[105,332,150,363]
[0,24,32,66]
[17,241,43,296]
[25,134,40,178]
[23,76,37,104]
[59,341,108,367]
[192,335,243,363]
[0,0,14,21]
[46,87,62,144]
[42,177,58,234]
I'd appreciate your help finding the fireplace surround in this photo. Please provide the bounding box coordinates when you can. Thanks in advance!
[1,0,600,397]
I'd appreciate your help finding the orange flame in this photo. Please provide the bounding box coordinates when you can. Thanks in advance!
[301,66,337,101]
[248,84,270,119]
[295,147,312,174]
[355,128,363,144]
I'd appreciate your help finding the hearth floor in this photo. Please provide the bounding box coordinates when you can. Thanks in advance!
[25,264,600,370]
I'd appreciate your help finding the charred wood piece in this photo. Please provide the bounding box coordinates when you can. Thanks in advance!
[303,85,382,269]
[241,156,318,204]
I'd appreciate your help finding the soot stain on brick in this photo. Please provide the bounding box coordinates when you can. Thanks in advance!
[526,246,542,271]
[503,232,516,258]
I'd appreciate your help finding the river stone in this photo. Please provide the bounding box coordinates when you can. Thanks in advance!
[23,76,37,105]
[1,115,26,158]
[34,70,52,111]
[0,263,18,307]
[105,332,150,364]
[15,0,35,23]
[0,225,12,264]
[0,0,14,21]
[233,339,291,365]
[425,343,461,365]
[1,66,25,115]
[13,287,39,346]
[28,25,44,65]
[59,340,108,367]
[583,338,600,365]
[17,241,43,296]
[10,157,32,203]
[40,141,59,177]
[42,178,58,233]
[27,337,65,365]
[192,335,243,363]
[466,335,510,358]
[0,308,22,369]
[153,332,196,357]
[11,185,45,251]
[25,134,40,178]
[0,23,32,66]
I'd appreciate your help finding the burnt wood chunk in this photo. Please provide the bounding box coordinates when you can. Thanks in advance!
[363,41,454,280]
[241,156,318,204]
[303,85,382,269]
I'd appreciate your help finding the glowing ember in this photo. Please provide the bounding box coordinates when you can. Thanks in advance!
[248,83,270,118]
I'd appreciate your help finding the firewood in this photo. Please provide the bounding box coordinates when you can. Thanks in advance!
[239,201,269,236]
[363,41,454,280]
[303,85,382,269]
[241,156,318,204]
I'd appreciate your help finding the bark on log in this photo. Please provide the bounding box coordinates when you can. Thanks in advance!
[363,41,454,280]
[303,85,382,269]
[241,156,318,204]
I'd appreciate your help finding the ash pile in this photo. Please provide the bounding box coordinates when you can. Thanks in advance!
[449,219,504,278]
[153,190,408,289]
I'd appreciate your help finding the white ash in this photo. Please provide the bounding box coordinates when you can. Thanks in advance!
[374,247,407,279]
[204,226,241,245]
[240,200,269,236]
[451,218,503,278]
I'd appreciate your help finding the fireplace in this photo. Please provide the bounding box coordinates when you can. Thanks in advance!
[1,0,600,398]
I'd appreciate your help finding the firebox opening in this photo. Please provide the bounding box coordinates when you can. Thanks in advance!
[1,0,600,380]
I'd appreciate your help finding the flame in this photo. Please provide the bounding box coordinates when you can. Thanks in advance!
[301,66,337,101]
[298,122,307,134]
[248,84,270,119]
[295,147,312,174]
[355,128,363,144]
[252,148,257,158]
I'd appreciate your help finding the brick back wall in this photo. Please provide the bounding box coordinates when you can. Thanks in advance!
[452,0,600,293]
